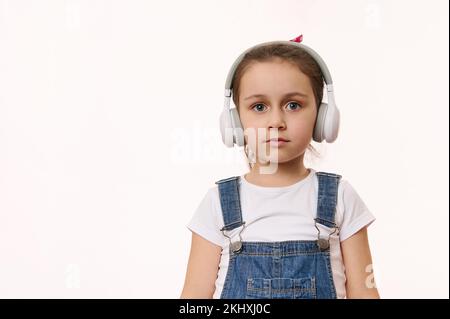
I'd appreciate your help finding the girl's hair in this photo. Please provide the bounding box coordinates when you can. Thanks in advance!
[231,43,323,165]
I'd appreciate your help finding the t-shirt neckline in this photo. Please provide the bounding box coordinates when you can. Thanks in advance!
[240,168,315,193]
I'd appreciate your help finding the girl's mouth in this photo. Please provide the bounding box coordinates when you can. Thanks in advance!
[266,138,290,146]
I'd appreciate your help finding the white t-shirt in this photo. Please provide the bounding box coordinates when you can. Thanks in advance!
[186,168,375,299]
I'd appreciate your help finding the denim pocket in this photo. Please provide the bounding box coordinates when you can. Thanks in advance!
[246,277,316,299]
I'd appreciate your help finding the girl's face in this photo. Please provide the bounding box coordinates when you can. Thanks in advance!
[238,59,317,164]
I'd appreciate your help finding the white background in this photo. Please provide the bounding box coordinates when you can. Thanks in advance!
[0,0,448,298]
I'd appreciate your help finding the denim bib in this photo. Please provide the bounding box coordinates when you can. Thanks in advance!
[216,172,341,299]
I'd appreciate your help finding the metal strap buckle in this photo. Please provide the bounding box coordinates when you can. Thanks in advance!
[221,222,246,254]
[314,220,339,251]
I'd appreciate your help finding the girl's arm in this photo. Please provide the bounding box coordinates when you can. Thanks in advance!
[341,226,380,298]
[180,232,222,299]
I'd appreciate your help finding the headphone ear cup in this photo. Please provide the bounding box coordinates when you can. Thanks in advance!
[313,102,328,143]
[324,104,340,143]
[313,102,340,143]
[230,108,245,147]
[220,109,234,147]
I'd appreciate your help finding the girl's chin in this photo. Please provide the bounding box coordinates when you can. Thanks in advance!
[254,156,292,165]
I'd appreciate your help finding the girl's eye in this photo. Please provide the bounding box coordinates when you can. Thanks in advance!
[251,103,267,112]
[286,101,302,111]
[251,102,301,113]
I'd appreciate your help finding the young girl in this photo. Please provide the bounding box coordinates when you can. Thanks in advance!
[181,36,379,299]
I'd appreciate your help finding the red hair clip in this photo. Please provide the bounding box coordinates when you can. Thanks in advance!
[289,34,303,43]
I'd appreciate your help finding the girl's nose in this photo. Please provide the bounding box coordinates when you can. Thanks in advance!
[268,109,286,129]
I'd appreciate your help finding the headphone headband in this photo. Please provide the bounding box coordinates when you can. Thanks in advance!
[224,41,333,94]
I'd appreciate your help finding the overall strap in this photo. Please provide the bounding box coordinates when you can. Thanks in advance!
[215,176,244,231]
[315,172,342,228]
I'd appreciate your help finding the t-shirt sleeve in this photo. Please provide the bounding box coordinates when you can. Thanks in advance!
[337,179,376,242]
[186,187,225,247]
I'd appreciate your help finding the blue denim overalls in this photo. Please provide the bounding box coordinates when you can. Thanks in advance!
[215,171,342,299]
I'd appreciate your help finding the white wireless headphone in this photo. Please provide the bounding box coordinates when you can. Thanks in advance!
[219,40,340,148]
